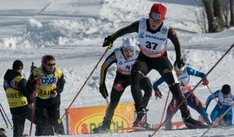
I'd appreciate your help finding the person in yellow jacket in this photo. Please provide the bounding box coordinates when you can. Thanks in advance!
[27,55,65,136]
[3,60,34,137]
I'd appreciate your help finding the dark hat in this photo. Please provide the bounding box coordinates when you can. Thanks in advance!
[13,60,23,70]
[149,3,167,21]
[221,84,231,95]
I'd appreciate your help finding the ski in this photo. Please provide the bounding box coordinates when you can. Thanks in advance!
[115,126,190,133]
[118,126,156,132]
[91,124,234,135]
[117,125,232,134]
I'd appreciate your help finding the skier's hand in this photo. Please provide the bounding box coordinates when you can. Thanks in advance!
[202,77,209,86]
[99,84,108,99]
[174,59,185,69]
[102,35,113,48]
[50,90,58,98]
[28,103,35,109]
[32,91,38,98]
[154,88,162,99]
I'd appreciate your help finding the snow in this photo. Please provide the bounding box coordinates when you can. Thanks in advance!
[0,0,234,137]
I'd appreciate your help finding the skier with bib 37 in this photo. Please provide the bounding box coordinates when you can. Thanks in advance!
[100,3,206,129]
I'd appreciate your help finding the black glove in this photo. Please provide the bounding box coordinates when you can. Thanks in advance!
[99,84,108,99]
[154,88,162,99]
[102,35,113,48]
[174,59,185,69]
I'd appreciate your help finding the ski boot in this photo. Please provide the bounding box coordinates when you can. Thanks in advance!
[183,115,207,129]
[93,125,109,133]
[133,108,150,128]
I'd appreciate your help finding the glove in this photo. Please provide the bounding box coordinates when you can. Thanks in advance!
[154,88,162,99]
[202,77,209,85]
[99,84,108,99]
[174,59,185,69]
[102,35,113,48]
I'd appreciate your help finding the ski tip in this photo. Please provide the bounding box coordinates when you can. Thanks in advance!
[148,134,153,137]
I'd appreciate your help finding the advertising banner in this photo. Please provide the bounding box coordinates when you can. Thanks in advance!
[68,103,135,134]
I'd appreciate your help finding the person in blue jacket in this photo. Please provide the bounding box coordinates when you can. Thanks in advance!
[205,84,234,126]
[153,65,211,130]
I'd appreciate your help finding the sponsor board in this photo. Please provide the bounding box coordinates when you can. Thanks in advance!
[68,103,135,134]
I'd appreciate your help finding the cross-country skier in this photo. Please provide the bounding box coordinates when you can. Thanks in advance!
[100,3,206,128]
[153,65,211,130]
[205,84,234,126]
[93,36,152,133]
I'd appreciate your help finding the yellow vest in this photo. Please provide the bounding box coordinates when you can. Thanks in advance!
[33,67,63,99]
[6,76,28,108]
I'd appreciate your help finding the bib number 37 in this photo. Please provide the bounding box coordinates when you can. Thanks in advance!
[145,41,158,50]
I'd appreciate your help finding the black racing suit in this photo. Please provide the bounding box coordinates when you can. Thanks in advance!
[99,50,152,129]
[108,19,192,123]
[3,69,33,137]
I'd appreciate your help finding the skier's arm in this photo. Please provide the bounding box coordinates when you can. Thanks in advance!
[109,21,139,42]
[19,79,33,104]
[100,52,117,86]
[26,71,36,95]
[205,90,219,109]
[168,26,183,61]
[153,77,165,90]
[186,67,206,78]
[99,52,117,99]
[56,73,65,94]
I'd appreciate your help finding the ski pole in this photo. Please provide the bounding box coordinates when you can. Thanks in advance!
[148,43,234,137]
[159,90,170,125]
[201,106,233,137]
[0,107,9,128]
[59,46,111,123]
[29,62,38,136]
[0,103,13,128]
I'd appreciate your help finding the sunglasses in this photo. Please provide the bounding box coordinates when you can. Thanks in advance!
[46,63,56,66]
